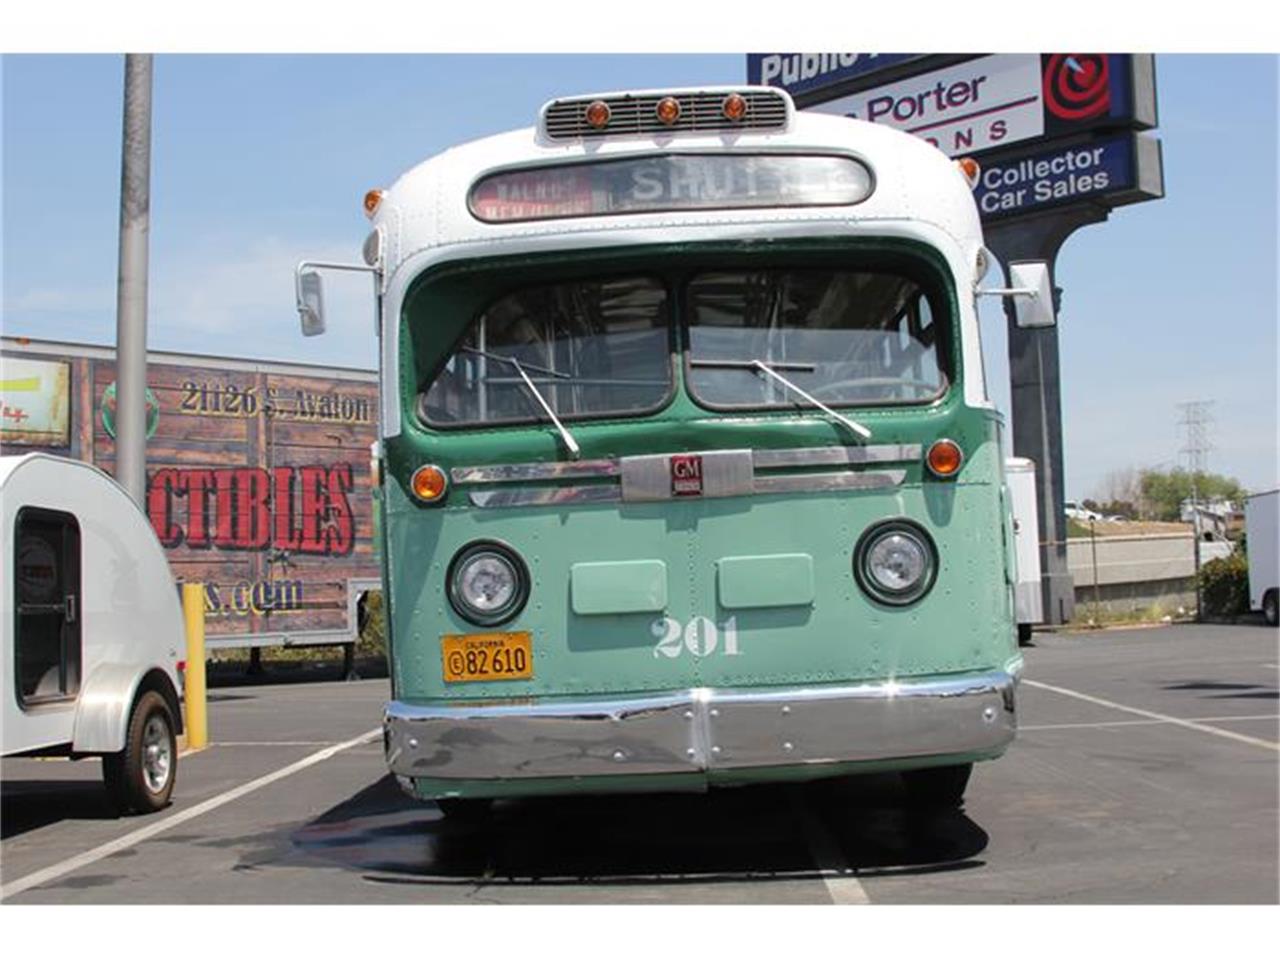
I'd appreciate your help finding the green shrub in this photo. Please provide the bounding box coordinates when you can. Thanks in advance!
[1199,551,1250,617]
[357,590,387,658]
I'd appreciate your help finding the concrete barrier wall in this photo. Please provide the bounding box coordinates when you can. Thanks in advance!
[1066,533,1234,617]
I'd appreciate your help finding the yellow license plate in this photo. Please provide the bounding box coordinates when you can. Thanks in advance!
[441,632,533,683]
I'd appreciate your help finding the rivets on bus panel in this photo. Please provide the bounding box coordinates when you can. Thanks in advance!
[722,92,747,121]
[926,439,964,478]
[410,464,448,504]
[585,99,611,129]
[656,96,681,125]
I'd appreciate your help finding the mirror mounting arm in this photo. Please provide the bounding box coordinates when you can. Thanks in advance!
[294,260,382,338]
[975,260,1057,329]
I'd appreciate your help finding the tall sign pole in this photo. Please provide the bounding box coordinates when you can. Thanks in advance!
[114,53,153,507]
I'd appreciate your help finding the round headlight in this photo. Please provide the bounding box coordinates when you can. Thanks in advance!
[854,520,938,606]
[447,541,530,626]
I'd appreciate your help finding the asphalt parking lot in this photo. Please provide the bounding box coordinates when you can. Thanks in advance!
[2,623,1276,904]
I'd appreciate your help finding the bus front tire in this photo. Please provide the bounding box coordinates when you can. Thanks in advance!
[901,763,972,809]
[103,690,177,815]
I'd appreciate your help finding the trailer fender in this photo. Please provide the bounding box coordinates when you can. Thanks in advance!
[72,664,183,754]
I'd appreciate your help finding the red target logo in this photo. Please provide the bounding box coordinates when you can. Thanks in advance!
[1044,54,1111,121]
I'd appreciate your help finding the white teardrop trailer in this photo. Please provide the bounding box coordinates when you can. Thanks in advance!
[2,453,185,814]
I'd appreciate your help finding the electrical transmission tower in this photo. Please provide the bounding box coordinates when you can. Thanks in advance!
[1177,400,1215,490]
[1177,399,1214,622]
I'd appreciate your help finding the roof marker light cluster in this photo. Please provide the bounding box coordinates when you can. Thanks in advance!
[541,88,791,140]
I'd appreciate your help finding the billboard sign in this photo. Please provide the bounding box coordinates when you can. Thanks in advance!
[971,133,1164,222]
[746,53,924,99]
[807,54,1153,158]
[0,357,71,446]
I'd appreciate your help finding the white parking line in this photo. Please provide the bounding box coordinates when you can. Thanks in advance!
[212,741,335,747]
[0,727,381,902]
[1022,679,1279,751]
[788,788,870,904]
[1021,714,1279,732]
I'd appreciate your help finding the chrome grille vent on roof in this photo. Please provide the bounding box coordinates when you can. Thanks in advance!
[542,90,790,141]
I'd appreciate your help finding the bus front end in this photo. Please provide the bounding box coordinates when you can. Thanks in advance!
[370,89,1021,813]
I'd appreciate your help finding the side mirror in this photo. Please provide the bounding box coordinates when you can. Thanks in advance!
[1009,261,1056,329]
[297,270,326,337]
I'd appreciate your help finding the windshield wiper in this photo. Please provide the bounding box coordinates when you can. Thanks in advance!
[463,348,581,459]
[690,357,873,440]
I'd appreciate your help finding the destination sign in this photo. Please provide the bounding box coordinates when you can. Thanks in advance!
[469,154,874,223]
[972,133,1164,221]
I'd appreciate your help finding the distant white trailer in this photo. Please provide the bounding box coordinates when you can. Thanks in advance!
[1006,457,1043,645]
[2,453,185,813]
[1244,489,1278,626]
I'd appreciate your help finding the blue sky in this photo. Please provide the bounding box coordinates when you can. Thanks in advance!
[2,52,1277,497]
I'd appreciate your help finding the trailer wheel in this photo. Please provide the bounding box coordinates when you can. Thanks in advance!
[901,763,972,809]
[103,690,177,815]
[1017,623,1033,646]
[1264,590,1278,628]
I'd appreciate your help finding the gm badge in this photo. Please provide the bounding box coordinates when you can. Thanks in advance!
[670,453,703,496]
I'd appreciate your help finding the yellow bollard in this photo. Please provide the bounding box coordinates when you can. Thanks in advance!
[181,582,208,751]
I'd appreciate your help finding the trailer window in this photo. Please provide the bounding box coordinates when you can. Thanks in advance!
[685,268,947,409]
[419,276,672,427]
[13,507,81,705]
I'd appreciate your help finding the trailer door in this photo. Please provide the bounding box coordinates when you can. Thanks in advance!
[13,507,82,703]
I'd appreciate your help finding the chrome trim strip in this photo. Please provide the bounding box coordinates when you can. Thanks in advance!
[621,449,754,502]
[452,459,621,484]
[469,485,622,508]
[384,670,1017,781]
[753,444,922,469]
[753,469,906,493]
[458,445,914,506]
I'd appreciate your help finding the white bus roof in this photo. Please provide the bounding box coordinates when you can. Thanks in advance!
[373,87,985,291]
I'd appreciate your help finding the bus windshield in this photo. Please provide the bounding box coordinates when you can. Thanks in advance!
[419,276,671,427]
[686,268,946,408]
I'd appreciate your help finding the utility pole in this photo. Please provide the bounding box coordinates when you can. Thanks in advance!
[113,53,154,507]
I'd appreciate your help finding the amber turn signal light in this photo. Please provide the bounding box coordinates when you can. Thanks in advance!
[926,439,964,478]
[410,464,448,503]
[363,188,385,218]
[655,96,681,125]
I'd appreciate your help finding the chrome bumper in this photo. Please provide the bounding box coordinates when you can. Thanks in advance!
[383,670,1017,782]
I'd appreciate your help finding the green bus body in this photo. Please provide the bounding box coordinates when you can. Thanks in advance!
[378,239,1020,802]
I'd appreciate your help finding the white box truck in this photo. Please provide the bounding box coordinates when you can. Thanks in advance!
[1006,457,1044,644]
[1244,489,1278,626]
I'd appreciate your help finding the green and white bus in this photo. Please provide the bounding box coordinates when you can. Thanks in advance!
[298,87,1049,817]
